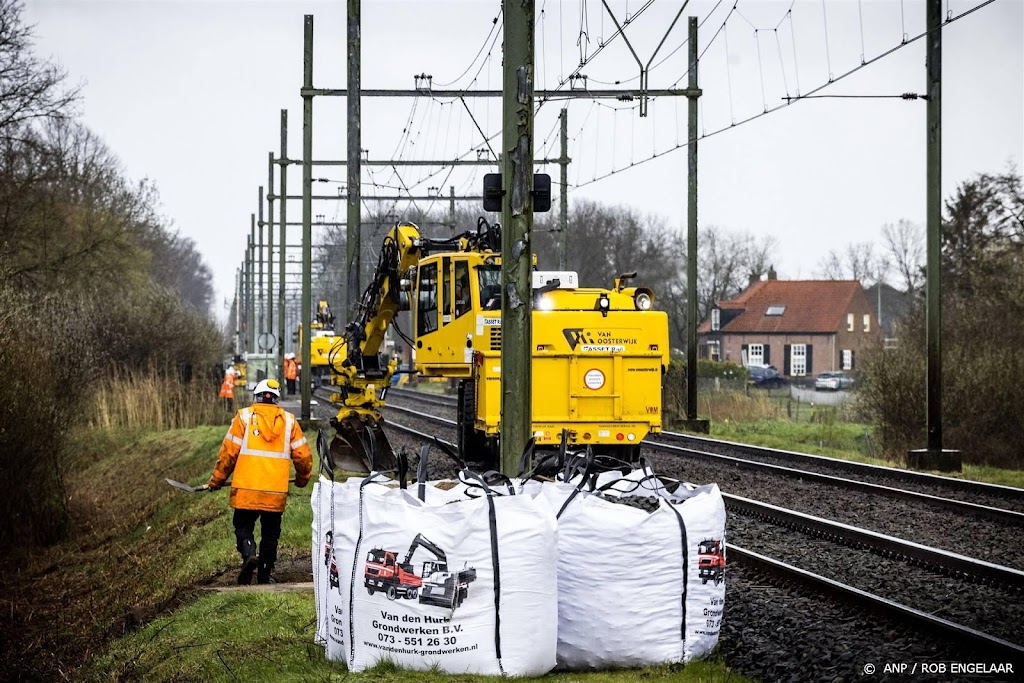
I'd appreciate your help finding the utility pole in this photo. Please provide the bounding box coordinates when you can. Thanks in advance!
[258,187,265,338]
[247,229,255,355]
[449,185,456,234]
[346,0,362,320]
[559,107,568,270]
[235,267,242,355]
[500,0,535,474]
[278,110,288,379]
[301,14,314,420]
[266,154,275,351]
[684,17,709,434]
[910,0,960,471]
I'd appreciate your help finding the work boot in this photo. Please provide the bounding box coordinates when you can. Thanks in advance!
[256,562,276,585]
[238,539,257,585]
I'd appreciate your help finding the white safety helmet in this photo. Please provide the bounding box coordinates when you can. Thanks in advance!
[253,379,281,403]
[285,352,295,359]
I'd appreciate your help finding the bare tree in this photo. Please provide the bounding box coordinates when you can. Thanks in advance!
[882,219,925,292]
[818,241,889,285]
[0,0,79,139]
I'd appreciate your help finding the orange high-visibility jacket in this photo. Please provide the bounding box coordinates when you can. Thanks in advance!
[218,373,235,399]
[209,403,312,512]
[284,358,298,380]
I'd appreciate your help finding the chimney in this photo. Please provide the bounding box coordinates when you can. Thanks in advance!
[767,265,777,280]
[748,272,760,286]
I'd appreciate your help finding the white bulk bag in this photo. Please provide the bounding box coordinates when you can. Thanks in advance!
[542,469,726,669]
[323,476,558,677]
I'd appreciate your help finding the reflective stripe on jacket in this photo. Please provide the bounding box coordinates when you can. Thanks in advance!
[209,403,312,512]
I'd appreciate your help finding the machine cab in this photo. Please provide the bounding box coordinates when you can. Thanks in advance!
[414,253,501,376]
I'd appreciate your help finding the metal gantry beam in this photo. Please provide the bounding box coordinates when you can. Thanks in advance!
[301,87,701,99]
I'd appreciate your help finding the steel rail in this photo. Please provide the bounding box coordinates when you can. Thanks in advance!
[646,439,1024,527]
[385,388,459,409]
[379,395,1024,525]
[729,544,1024,662]
[321,389,1024,659]
[659,430,1024,502]
[380,406,1024,587]
[385,389,1024,506]
[725,494,1024,590]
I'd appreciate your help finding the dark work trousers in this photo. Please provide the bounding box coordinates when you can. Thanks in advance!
[233,509,283,567]
[286,378,297,395]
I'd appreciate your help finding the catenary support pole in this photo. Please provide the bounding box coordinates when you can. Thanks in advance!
[258,187,264,338]
[267,154,275,351]
[301,15,314,420]
[247,229,255,355]
[559,107,568,270]
[346,0,362,320]
[235,267,242,355]
[684,17,708,434]
[278,111,288,380]
[449,185,456,234]
[910,0,960,470]
[499,0,535,474]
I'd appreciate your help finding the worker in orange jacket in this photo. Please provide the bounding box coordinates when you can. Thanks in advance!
[284,353,298,396]
[218,367,236,408]
[208,379,312,584]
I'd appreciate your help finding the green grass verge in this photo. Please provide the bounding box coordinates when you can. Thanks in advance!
[94,590,750,682]
[42,424,752,682]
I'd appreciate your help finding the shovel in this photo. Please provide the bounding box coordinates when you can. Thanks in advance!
[165,478,295,493]
[165,478,215,493]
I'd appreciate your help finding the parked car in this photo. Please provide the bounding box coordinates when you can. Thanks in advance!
[815,371,855,391]
[747,364,786,389]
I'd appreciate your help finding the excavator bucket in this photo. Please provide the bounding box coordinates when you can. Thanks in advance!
[329,413,396,474]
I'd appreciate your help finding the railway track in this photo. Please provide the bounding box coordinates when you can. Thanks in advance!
[386,386,1024,520]
[318,389,1024,676]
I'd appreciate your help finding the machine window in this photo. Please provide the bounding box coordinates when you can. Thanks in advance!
[417,262,438,335]
[477,265,502,311]
[455,261,472,318]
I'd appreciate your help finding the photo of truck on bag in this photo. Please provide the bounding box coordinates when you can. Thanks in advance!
[698,539,725,586]
[363,533,477,610]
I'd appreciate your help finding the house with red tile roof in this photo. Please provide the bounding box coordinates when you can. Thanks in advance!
[696,276,882,379]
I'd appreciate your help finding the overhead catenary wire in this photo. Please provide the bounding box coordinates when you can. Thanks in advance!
[574,0,996,190]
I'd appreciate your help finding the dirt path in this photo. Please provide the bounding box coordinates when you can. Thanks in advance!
[203,581,313,593]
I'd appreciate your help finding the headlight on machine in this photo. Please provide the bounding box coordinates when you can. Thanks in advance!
[634,291,653,311]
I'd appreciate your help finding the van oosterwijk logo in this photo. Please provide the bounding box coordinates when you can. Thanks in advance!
[562,328,595,350]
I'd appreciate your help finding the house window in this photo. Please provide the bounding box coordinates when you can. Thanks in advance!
[847,313,854,332]
[863,314,870,332]
[707,340,721,361]
[842,349,854,370]
[748,343,764,366]
[791,344,807,376]
[765,305,785,316]
[711,308,720,331]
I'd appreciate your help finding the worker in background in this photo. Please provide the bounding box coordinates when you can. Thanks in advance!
[218,365,236,409]
[283,353,298,396]
[455,274,471,317]
[208,379,312,584]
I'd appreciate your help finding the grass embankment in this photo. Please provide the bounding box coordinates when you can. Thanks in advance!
[3,424,751,682]
[677,389,1024,488]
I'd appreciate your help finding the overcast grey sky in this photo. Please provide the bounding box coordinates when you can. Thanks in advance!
[25,0,1024,320]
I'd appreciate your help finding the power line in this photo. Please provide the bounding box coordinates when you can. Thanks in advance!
[574,0,995,190]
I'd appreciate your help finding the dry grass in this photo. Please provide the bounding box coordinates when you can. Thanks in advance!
[88,370,232,431]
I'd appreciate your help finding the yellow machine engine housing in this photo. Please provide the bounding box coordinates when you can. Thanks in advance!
[412,253,669,463]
